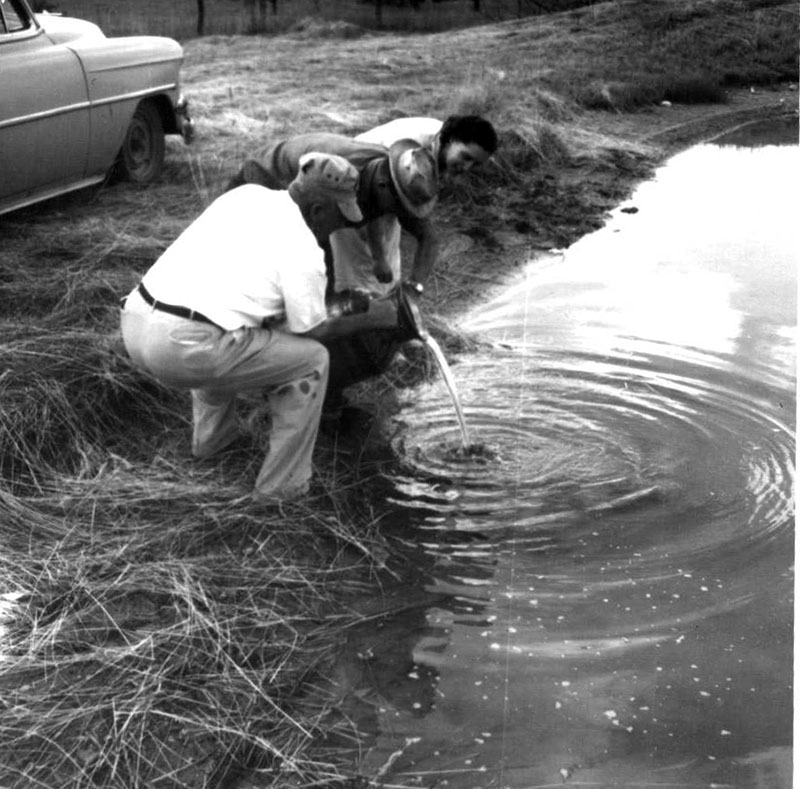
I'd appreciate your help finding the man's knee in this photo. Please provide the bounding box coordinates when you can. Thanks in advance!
[310,340,329,367]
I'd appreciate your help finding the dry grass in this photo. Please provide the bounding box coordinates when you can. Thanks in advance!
[1,1,795,785]
[0,506,391,788]
[0,317,391,787]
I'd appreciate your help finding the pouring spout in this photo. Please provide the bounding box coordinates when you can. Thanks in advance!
[394,283,427,342]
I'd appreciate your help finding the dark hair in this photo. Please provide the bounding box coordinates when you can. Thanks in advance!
[439,115,499,155]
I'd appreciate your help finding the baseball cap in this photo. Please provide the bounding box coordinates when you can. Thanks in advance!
[288,152,363,223]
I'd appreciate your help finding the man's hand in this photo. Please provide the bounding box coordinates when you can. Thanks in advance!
[374,263,394,284]
[364,216,396,283]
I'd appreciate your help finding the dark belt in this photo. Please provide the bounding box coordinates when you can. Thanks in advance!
[121,283,222,329]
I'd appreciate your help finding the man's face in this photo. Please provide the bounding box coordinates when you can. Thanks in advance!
[441,141,492,176]
[307,199,350,242]
[357,160,396,220]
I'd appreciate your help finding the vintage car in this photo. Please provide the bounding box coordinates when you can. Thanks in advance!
[0,0,193,216]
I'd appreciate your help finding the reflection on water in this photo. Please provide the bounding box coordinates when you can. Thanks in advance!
[342,119,796,788]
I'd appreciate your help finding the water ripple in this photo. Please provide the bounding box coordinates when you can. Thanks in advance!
[387,345,795,572]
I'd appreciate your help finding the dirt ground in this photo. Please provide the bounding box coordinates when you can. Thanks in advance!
[426,84,797,324]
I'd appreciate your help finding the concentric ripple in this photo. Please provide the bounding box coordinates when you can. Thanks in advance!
[389,346,794,561]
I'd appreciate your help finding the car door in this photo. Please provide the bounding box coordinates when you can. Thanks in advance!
[0,0,91,208]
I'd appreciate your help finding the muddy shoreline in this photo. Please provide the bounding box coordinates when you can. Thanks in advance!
[429,85,797,323]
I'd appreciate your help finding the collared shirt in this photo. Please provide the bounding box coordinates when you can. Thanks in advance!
[141,185,327,334]
[356,117,443,150]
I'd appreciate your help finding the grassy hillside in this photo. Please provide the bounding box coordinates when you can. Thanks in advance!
[0,1,796,786]
[51,0,619,37]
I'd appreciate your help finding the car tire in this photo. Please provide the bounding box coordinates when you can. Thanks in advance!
[117,100,165,184]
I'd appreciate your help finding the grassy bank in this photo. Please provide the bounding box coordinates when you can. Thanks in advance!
[1,0,796,786]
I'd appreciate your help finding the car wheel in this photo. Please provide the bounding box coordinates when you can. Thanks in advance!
[117,101,165,184]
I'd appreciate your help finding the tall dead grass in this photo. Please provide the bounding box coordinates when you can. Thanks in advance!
[0,517,374,787]
[0,308,391,786]
[0,230,392,785]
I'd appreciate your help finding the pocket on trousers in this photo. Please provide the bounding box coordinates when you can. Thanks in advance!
[166,324,223,379]
[168,324,220,347]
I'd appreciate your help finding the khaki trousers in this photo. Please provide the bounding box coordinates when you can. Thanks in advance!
[329,214,402,296]
[120,289,328,500]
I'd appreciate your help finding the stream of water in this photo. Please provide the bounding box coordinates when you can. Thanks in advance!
[337,117,796,788]
[422,334,471,450]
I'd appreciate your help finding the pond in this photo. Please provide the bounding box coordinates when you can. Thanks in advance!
[336,117,796,788]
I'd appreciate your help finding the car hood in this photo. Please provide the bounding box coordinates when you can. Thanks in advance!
[35,12,106,44]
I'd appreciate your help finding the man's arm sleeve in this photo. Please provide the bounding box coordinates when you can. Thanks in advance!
[259,140,300,190]
[398,214,438,285]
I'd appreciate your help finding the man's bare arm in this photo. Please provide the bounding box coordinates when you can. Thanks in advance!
[398,214,438,286]
[364,215,397,284]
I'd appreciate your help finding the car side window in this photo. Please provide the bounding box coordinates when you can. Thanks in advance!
[0,0,32,34]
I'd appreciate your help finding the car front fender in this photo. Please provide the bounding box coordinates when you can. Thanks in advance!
[67,36,187,176]
[70,36,185,104]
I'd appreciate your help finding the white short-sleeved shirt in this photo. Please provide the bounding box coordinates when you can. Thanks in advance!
[141,185,327,334]
[356,117,443,149]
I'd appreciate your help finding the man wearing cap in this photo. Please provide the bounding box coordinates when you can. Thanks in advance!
[119,153,411,502]
[225,132,439,298]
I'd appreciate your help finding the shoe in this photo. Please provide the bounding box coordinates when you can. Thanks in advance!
[191,431,250,462]
[393,282,426,341]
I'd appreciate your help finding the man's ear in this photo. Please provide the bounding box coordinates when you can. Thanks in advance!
[306,201,329,228]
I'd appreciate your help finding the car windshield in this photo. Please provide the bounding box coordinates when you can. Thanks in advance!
[0,0,32,34]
